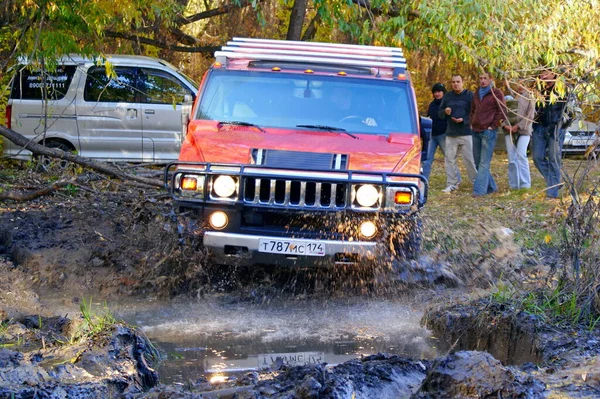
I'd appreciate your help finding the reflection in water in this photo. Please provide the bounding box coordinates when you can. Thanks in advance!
[112,296,439,385]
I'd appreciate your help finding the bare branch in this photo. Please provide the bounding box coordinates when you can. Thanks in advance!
[0,179,77,201]
[177,0,265,25]
[0,126,163,189]
[104,31,219,53]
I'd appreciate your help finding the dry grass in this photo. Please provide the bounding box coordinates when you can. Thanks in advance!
[420,151,600,290]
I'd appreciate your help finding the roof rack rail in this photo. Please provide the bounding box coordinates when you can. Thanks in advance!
[232,37,403,54]
[221,46,403,64]
[217,38,407,70]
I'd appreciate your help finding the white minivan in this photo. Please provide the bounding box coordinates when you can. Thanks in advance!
[3,55,198,162]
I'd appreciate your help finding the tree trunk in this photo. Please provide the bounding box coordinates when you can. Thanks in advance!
[286,0,308,41]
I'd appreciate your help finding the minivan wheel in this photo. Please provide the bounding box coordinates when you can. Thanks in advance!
[37,141,75,172]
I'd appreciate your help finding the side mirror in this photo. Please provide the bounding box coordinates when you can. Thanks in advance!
[181,94,193,142]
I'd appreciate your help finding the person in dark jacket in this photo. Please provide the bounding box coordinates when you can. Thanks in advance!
[469,71,506,197]
[531,70,568,199]
[437,75,477,193]
[422,83,457,182]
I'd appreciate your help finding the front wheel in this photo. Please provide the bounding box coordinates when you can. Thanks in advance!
[37,141,75,172]
[387,216,422,261]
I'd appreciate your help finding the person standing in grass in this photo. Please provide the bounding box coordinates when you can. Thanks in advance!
[422,83,455,182]
[470,71,506,197]
[531,70,569,199]
[502,81,535,190]
[437,75,477,194]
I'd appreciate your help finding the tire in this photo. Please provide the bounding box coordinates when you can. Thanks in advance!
[389,215,423,261]
[37,141,74,172]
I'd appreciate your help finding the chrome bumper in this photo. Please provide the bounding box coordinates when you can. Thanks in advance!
[203,231,379,267]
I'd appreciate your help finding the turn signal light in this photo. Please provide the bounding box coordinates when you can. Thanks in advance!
[181,177,198,191]
[394,191,412,204]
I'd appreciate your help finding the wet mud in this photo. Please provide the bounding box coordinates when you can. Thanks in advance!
[1,193,599,398]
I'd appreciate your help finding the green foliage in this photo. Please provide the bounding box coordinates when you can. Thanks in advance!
[491,281,600,332]
[1,0,184,69]
[70,298,117,343]
[0,319,10,335]
[489,280,517,304]
[65,183,78,196]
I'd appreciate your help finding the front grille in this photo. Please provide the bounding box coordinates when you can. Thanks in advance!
[243,177,347,209]
[252,149,348,170]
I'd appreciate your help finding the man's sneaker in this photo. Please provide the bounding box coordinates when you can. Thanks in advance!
[441,185,457,193]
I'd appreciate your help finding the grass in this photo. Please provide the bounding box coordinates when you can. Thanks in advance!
[427,150,600,328]
[69,298,118,344]
[422,151,597,253]
[491,280,600,332]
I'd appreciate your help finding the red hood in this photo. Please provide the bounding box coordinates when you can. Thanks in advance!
[180,120,422,174]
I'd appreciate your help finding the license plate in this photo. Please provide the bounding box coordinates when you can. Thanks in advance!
[258,238,325,256]
[570,139,593,146]
[258,351,325,368]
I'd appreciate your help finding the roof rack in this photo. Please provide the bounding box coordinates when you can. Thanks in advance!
[215,37,407,71]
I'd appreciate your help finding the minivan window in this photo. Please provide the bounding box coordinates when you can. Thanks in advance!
[141,68,192,104]
[84,66,137,103]
[10,65,77,100]
[196,70,415,135]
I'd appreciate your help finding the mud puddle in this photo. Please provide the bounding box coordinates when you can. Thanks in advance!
[40,294,440,385]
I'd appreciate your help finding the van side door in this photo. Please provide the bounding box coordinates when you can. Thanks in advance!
[77,66,144,161]
[138,68,195,162]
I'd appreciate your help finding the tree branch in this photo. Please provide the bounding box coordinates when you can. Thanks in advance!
[104,30,219,53]
[0,126,164,189]
[0,179,77,201]
[177,0,265,25]
[351,0,402,18]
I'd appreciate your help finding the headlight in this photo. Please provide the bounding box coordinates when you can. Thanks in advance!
[355,184,380,207]
[212,175,237,198]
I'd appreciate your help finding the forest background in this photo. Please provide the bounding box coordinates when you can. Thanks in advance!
[1,0,599,116]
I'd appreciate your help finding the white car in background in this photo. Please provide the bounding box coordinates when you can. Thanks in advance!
[563,120,599,155]
[4,55,198,163]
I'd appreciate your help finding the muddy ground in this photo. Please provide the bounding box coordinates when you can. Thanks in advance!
[1,175,600,397]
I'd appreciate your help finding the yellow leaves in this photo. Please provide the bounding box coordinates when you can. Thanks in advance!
[544,234,552,244]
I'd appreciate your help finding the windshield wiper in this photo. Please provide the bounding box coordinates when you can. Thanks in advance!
[218,120,266,133]
[296,124,359,139]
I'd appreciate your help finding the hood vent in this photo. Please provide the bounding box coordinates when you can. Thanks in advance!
[252,149,348,170]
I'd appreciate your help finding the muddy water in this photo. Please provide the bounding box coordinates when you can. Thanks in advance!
[107,296,440,385]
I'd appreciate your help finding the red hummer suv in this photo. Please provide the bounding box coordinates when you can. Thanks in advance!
[165,38,428,268]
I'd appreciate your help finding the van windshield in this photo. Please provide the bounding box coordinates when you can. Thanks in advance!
[196,70,415,135]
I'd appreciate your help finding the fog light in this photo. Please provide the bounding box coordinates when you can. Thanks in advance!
[394,191,412,204]
[209,211,228,229]
[359,220,377,238]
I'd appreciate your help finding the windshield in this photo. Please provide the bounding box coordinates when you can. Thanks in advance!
[196,70,416,135]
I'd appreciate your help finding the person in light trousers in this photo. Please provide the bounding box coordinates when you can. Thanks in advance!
[502,82,535,189]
